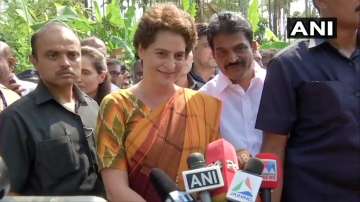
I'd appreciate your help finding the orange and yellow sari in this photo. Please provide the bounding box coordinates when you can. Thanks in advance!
[96,88,222,201]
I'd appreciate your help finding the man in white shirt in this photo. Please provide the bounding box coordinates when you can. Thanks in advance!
[200,12,265,161]
[0,41,37,96]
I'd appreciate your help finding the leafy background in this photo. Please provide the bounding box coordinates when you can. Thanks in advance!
[0,0,293,73]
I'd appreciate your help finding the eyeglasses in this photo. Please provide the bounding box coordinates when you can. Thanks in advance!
[109,71,121,76]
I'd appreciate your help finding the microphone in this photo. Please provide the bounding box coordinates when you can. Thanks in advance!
[227,158,264,202]
[0,156,10,199]
[256,153,282,202]
[182,153,224,202]
[206,138,239,201]
[150,168,195,202]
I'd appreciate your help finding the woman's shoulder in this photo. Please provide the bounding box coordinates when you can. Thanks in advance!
[182,88,222,109]
[101,89,140,110]
[183,88,221,103]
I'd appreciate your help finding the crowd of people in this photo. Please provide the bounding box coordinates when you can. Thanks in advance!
[0,0,359,202]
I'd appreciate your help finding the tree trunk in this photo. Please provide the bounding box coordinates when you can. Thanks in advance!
[272,0,278,36]
[268,0,272,31]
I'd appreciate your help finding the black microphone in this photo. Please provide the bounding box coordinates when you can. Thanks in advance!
[0,156,10,199]
[186,153,212,202]
[150,168,195,202]
[244,158,264,175]
[227,158,264,202]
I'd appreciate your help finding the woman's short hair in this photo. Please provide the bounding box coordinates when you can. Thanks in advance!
[81,46,111,104]
[133,3,197,55]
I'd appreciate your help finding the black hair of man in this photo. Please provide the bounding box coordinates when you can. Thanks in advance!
[106,58,122,67]
[30,21,79,58]
[196,23,209,38]
[207,11,253,50]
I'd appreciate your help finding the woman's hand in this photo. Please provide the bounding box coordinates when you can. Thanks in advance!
[101,168,146,202]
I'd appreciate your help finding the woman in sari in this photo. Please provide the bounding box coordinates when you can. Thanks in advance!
[96,4,222,202]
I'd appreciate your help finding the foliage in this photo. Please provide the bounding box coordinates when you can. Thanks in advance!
[261,41,289,50]
[0,0,290,72]
[247,0,259,33]
[0,0,138,72]
[247,0,289,50]
[182,0,197,18]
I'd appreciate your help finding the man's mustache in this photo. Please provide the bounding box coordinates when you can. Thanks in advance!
[225,60,246,69]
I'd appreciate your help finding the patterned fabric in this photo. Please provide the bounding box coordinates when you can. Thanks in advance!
[96,88,222,200]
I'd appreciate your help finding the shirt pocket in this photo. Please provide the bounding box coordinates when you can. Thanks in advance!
[36,136,79,179]
[297,81,351,122]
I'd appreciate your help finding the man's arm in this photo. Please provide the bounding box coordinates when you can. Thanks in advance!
[0,110,30,194]
[261,132,288,202]
[101,169,146,202]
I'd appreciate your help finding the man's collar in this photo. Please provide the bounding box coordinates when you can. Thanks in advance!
[309,31,360,49]
[215,62,265,94]
[309,34,360,58]
[308,38,328,49]
[34,81,88,106]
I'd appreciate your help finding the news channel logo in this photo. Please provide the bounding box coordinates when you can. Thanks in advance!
[227,171,262,202]
[287,18,337,39]
[182,165,224,193]
[261,159,277,182]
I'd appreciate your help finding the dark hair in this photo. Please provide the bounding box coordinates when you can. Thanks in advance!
[133,3,197,55]
[207,11,253,50]
[196,23,208,38]
[31,21,77,57]
[81,46,111,104]
[81,36,107,56]
[106,58,126,69]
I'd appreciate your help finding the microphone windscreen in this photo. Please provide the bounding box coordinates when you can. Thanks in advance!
[256,153,282,189]
[187,152,206,169]
[244,158,264,175]
[206,138,239,201]
[149,168,178,201]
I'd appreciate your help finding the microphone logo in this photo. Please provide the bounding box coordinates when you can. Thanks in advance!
[227,171,263,202]
[182,165,224,193]
[232,177,253,197]
[261,159,277,182]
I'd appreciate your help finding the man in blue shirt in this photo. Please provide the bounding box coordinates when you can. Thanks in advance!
[256,0,360,201]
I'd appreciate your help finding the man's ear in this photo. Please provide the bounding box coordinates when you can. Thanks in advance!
[314,0,325,11]
[138,45,145,60]
[7,56,17,72]
[251,41,259,52]
[98,71,107,84]
[29,55,38,70]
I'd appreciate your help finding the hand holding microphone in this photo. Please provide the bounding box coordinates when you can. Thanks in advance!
[236,149,252,170]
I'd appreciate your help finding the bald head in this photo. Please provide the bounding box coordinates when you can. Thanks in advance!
[0,41,13,58]
[31,21,80,57]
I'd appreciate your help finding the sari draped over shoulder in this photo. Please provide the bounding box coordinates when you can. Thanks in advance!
[96,88,222,201]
